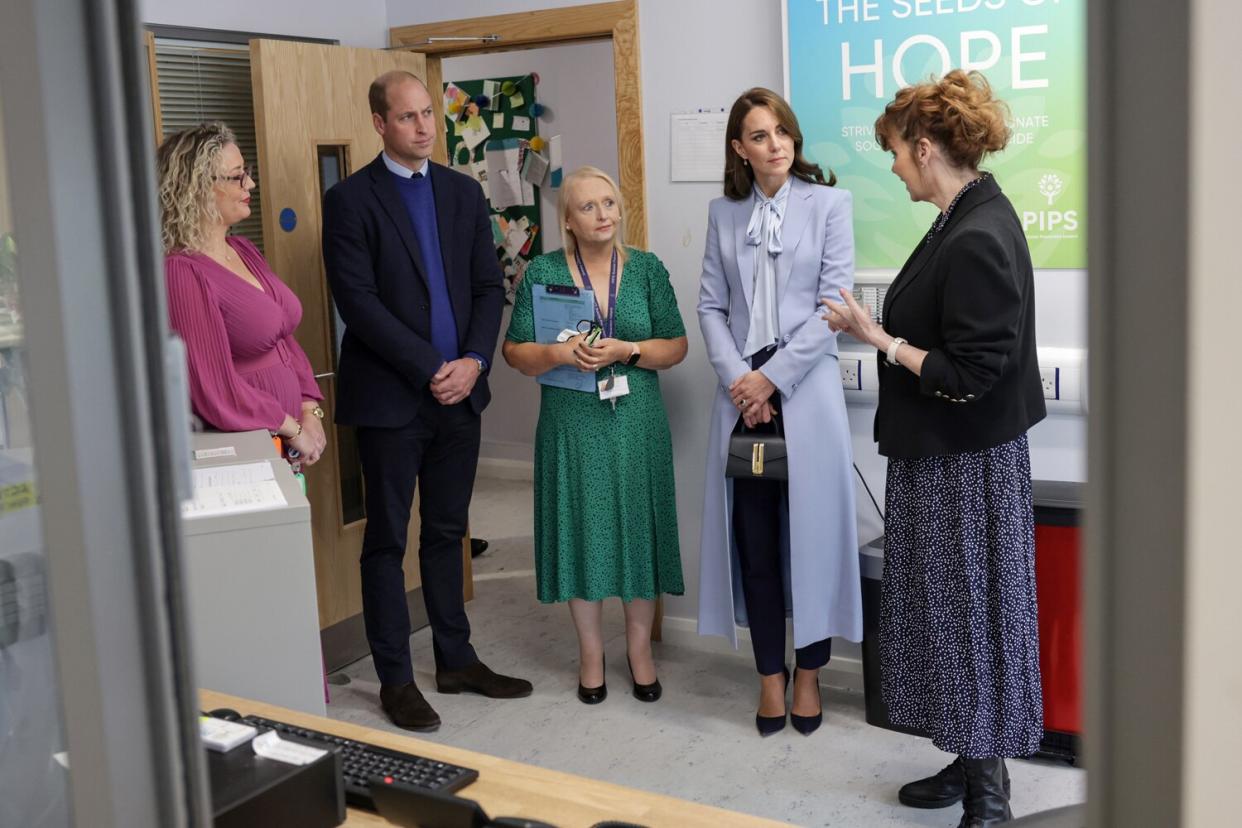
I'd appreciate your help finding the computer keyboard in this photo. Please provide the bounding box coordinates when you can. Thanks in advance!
[238,714,479,810]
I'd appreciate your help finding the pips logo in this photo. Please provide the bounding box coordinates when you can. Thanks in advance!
[1038,173,1064,206]
[1024,172,1078,236]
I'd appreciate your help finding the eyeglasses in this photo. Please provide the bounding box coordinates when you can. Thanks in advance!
[215,166,255,188]
[575,318,603,345]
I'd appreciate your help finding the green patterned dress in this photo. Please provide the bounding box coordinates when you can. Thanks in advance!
[506,248,686,603]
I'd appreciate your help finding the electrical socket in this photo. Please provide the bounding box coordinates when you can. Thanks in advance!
[1055,365,1083,404]
[840,358,862,391]
[1039,365,1060,400]
[1037,347,1086,409]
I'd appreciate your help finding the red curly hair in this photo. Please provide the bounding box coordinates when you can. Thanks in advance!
[875,69,1011,170]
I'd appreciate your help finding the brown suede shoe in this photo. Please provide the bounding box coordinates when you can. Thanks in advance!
[379,682,441,732]
[436,661,532,698]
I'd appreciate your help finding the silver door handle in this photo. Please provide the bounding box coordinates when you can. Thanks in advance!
[314,372,335,379]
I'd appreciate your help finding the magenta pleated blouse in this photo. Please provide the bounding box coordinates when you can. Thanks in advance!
[165,235,322,433]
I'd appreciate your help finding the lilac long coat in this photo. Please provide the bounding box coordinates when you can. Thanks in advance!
[696,176,863,649]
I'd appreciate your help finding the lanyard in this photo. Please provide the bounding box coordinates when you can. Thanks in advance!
[573,247,619,339]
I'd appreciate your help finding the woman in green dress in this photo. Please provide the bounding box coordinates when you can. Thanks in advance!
[502,166,688,705]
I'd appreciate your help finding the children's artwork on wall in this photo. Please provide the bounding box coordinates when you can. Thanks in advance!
[445,73,546,303]
[548,134,564,189]
[521,147,549,185]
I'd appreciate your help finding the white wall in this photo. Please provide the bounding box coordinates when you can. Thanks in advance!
[141,0,388,48]
[389,0,1089,634]
[442,42,619,464]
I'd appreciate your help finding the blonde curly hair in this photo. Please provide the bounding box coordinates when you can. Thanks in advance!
[156,121,235,253]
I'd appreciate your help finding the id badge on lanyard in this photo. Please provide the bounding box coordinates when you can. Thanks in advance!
[574,247,631,411]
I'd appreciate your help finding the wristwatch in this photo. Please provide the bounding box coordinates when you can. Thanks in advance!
[625,343,641,367]
[471,356,486,373]
[886,337,907,367]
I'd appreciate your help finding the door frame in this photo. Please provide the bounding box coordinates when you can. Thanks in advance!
[390,0,660,638]
[389,0,649,249]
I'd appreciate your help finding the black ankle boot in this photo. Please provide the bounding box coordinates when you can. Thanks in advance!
[957,756,1013,827]
[899,756,1011,809]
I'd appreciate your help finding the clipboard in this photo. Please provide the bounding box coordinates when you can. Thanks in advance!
[532,284,596,392]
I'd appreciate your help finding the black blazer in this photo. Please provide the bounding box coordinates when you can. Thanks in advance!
[322,155,504,427]
[875,176,1046,458]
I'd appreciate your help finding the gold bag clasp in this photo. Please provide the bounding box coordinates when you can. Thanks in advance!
[751,442,765,476]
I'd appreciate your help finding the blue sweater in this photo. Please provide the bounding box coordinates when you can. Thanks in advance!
[391,170,461,366]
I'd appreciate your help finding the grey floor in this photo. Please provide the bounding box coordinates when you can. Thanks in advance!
[324,477,1086,827]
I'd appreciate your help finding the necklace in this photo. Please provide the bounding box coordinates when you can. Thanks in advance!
[204,241,237,264]
[925,172,990,243]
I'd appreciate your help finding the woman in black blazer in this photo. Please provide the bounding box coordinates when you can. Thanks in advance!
[823,70,1045,827]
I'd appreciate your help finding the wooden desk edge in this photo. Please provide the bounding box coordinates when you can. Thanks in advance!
[200,690,786,828]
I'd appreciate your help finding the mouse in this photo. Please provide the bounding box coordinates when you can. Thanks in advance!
[207,707,242,721]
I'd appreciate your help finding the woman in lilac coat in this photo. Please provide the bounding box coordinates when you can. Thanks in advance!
[697,88,861,737]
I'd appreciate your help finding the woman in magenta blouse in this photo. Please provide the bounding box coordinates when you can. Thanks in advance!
[157,122,326,464]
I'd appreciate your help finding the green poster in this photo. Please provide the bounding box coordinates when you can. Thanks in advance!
[786,0,1086,269]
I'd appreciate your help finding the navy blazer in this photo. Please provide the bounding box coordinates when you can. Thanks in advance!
[322,155,504,427]
[875,176,1046,458]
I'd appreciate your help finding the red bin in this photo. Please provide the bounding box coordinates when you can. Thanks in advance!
[1032,480,1084,764]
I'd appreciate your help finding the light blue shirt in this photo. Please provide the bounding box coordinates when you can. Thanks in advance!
[381,152,429,178]
[742,177,791,358]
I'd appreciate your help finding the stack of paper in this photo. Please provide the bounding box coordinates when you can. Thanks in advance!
[182,461,287,519]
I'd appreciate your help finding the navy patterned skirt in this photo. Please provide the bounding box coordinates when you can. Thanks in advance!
[879,433,1043,758]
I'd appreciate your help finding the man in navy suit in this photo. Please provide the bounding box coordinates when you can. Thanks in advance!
[323,70,530,731]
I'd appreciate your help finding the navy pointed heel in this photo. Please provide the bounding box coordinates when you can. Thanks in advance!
[790,668,823,735]
[755,667,789,737]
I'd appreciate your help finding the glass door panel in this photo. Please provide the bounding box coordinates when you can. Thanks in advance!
[0,79,72,828]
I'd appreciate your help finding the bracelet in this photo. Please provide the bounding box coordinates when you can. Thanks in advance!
[886,337,907,366]
[290,421,303,439]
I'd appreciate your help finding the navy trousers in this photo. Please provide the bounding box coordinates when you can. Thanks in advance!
[732,347,831,676]
[356,392,480,685]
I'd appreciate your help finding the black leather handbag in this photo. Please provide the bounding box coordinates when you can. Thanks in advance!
[725,413,787,481]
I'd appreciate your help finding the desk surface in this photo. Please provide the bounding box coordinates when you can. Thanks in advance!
[201,690,784,828]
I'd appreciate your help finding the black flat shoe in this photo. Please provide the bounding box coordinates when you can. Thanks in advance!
[379,682,441,732]
[755,667,789,737]
[436,660,532,698]
[577,655,606,704]
[899,757,1011,809]
[626,655,662,702]
[790,668,823,735]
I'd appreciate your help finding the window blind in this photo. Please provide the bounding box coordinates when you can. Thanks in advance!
[153,41,264,252]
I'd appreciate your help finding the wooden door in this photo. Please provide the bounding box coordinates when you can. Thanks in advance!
[248,40,469,657]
